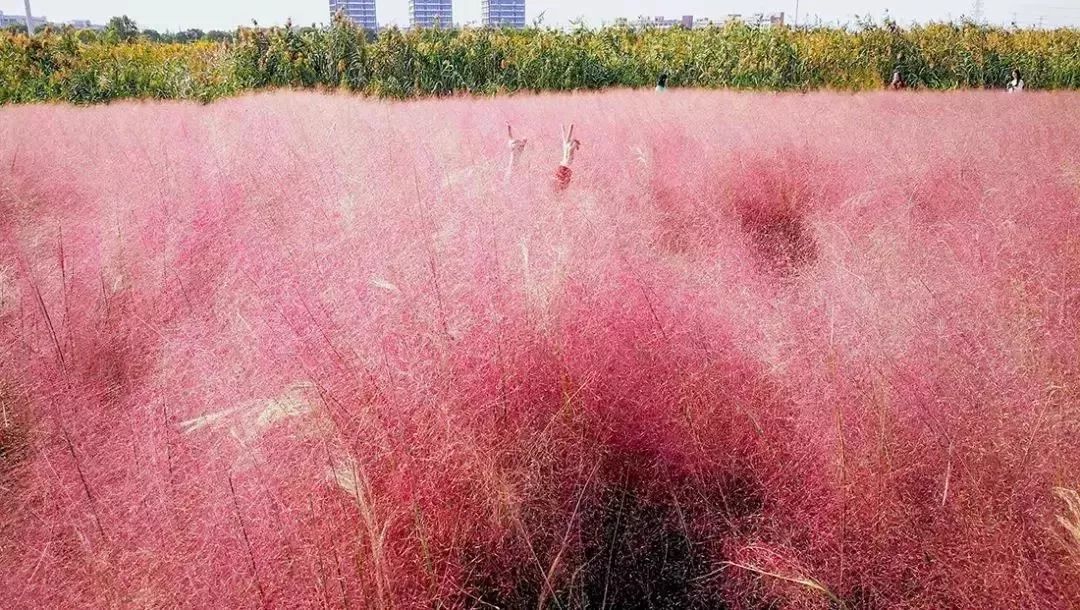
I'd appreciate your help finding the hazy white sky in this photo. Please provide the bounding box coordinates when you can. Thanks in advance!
[2,0,1077,31]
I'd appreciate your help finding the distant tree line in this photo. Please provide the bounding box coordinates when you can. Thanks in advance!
[140,29,235,44]
[2,15,234,43]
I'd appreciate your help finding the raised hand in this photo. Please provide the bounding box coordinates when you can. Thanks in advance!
[554,124,582,191]
[507,124,527,158]
[560,124,581,167]
[506,123,528,178]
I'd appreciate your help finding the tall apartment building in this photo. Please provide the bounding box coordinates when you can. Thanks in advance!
[409,0,452,28]
[329,0,377,30]
[482,0,526,28]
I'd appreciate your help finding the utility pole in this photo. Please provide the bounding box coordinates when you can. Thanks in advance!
[24,0,34,36]
[794,0,800,27]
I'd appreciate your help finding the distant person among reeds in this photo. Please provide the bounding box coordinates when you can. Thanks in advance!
[889,53,908,90]
[1008,69,1026,92]
[656,73,669,92]
[555,124,581,191]
[890,68,907,90]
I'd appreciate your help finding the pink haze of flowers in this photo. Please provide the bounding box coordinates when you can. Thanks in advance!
[1,90,1079,609]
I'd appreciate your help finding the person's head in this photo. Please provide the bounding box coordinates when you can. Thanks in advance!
[1012,68,1022,82]
[657,73,669,88]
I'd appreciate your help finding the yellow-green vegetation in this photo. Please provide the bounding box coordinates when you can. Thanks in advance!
[1,17,1078,103]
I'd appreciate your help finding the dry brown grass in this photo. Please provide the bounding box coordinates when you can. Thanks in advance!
[1057,487,1080,566]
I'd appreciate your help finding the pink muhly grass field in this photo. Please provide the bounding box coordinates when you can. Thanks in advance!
[1,90,1079,609]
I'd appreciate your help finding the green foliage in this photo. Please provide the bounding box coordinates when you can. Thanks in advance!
[104,15,140,44]
[1,19,1078,104]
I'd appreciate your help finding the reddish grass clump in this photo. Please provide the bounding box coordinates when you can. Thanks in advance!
[1,90,1079,609]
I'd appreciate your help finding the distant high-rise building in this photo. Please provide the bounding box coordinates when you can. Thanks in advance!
[330,0,377,30]
[482,0,526,28]
[409,0,452,28]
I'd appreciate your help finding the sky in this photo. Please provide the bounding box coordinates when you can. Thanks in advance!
[2,0,1077,31]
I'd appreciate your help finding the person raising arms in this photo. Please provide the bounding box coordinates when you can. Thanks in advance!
[555,124,581,192]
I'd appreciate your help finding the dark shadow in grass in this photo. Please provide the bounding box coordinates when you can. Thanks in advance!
[0,383,29,486]
[575,475,731,610]
[463,454,766,608]
[740,205,818,274]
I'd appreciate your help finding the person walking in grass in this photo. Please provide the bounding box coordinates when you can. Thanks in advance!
[554,124,581,192]
[1007,68,1025,92]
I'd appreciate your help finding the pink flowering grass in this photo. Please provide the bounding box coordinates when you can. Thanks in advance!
[1,90,1079,608]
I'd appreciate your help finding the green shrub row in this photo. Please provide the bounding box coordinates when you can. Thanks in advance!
[2,17,1077,104]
